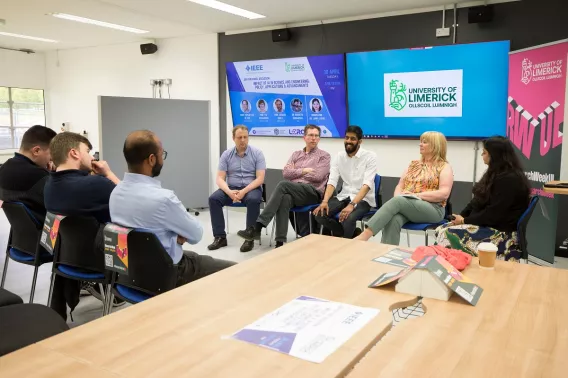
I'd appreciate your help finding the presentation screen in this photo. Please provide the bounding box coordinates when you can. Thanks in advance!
[226,54,347,138]
[347,41,510,140]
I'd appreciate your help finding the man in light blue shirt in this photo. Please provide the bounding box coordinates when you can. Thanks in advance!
[208,125,266,253]
[110,130,235,286]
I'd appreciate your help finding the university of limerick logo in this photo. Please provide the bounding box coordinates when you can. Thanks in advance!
[285,63,291,72]
[389,80,407,111]
[521,58,532,85]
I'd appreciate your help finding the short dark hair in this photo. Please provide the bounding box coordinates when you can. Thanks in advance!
[304,124,321,136]
[20,125,57,151]
[345,125,363,140]
[123,130,159,170]
[50,132,92,166]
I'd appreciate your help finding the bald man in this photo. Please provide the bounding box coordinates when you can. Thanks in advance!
[110,130,236,287]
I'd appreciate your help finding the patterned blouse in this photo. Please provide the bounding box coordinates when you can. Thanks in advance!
[402,160,447,207]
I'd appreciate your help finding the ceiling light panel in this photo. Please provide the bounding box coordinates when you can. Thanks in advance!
[51,13,149,34]
[0,32,58,43]
[186,0,265,19]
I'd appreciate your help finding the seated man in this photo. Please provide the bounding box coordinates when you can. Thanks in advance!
[44,132,122,320]
[110,130,235,287]
[208,125,265,253]
[0,125,56,222]
[237,124,331,248]
[313,126,377,238]
[44,132,120,223]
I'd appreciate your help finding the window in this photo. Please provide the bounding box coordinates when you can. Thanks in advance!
[0,87,46,150]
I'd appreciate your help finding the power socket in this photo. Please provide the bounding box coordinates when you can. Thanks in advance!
[436,27,451,37]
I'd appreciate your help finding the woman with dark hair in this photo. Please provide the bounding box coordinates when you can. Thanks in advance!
[435,136,531,261]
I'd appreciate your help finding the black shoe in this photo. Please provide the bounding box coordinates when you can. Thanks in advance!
[352,227,363,239]
[207,237,227,250]
[275,241,284,248]
[240,240,254,253]
[237,226,261,241]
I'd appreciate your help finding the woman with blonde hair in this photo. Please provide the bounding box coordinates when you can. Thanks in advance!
[356,131,453,245]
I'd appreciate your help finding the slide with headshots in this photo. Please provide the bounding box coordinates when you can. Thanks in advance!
[226,54,347,138]
[347,41,510,140]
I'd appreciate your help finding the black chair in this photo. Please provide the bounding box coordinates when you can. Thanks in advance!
[517,196,540,262]
[0,288,23,307]
[47,216,111,316]
[1,202,53,303]
[0,303,69,357]
[105,229,177,314]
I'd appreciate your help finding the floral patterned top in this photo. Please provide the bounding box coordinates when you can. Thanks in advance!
[402,160,447,207]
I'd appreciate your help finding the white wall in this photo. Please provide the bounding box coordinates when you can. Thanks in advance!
[0,49,47,162]
[45,34,219,190]
[225,89,486,184]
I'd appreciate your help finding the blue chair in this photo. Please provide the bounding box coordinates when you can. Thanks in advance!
[47,215,111,317]
[269,204,320,246]
[225,184,267,242]
[517,196,540,263]
[1,202,53,303]
[401,194,453,246]
[105,229,177,314]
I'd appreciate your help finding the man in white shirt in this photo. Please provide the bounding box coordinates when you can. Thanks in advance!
[313,126,377,238]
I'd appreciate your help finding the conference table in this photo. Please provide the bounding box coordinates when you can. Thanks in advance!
[1,235,568,377]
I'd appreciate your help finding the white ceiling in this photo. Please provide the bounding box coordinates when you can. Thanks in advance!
[0,0,506,52]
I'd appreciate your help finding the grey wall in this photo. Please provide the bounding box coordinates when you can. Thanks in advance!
[99,96,210,209]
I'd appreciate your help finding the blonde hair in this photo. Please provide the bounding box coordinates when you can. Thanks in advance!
[232,125,249,138]
[420,131,447,162]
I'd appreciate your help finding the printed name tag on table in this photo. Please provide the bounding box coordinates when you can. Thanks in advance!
[231,296,379,363]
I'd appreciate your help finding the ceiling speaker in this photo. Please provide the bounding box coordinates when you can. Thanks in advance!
[272,28,291,42]
[140,43,158,55]
[468,5,494,24]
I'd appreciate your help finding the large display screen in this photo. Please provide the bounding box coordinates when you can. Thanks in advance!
[346,41,510,140]
[226,54,347,138]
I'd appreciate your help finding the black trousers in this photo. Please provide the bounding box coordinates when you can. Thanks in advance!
[313,197,371,238]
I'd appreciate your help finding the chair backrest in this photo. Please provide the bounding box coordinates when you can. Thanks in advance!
[443,190,454,220]
[373,174,382,208]
[115,230,177,296]
[261,183,267,203]
[517,196,539,260]
[2,202,42,256]
[54,216,105,273]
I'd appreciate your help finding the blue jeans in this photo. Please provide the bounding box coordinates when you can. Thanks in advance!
[209,187,262,238]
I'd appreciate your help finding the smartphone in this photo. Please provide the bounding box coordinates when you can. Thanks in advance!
[93,152,100,161]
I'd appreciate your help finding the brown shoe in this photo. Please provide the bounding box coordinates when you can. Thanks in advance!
[240,240,254,253]
[208,237,227,250]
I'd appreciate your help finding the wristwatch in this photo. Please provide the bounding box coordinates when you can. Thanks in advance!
[349,201,358,209]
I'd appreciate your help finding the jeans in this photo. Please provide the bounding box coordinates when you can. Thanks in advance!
[366,196,445,245]
[209,186,262,238]
[258,181,321,243]
[314,197,371,238]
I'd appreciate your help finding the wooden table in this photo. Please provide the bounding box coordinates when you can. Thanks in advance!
[348,258,568,378]
[544,181,568,195]
[0,235,417,378]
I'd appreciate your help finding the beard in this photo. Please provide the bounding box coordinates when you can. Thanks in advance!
[344,143,357,153]
[79,161,92,172]
[152,162,163,177]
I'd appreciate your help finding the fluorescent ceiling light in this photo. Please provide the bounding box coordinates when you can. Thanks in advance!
[0,31,58,43]
[51,13,149,34]
[186,0,265,19]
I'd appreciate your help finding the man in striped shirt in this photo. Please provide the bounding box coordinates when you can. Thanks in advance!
[238,124,330,249]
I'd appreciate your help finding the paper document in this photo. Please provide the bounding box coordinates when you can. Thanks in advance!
[231,296,379,363]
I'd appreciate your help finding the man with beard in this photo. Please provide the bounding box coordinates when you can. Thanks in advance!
[45,131,122,320]
[313,126,377,238]
[110,130,235,286]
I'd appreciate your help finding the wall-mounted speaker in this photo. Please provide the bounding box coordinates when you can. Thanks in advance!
[468,5,494,24]
[272,28,291,42]
[140,43,158,55]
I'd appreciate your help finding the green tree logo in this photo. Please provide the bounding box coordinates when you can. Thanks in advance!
[389,80,407,111]
[285,62,291,72]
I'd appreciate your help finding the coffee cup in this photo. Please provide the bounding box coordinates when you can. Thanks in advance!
[477,242,498,269]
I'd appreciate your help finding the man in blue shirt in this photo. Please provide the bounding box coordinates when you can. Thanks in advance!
[208,126,266,253]
[110,130,235,286]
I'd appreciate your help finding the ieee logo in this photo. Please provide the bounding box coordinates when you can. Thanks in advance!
[246,64,264,72]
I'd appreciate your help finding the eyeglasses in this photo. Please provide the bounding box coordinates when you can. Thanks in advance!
[162,150,168,160]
